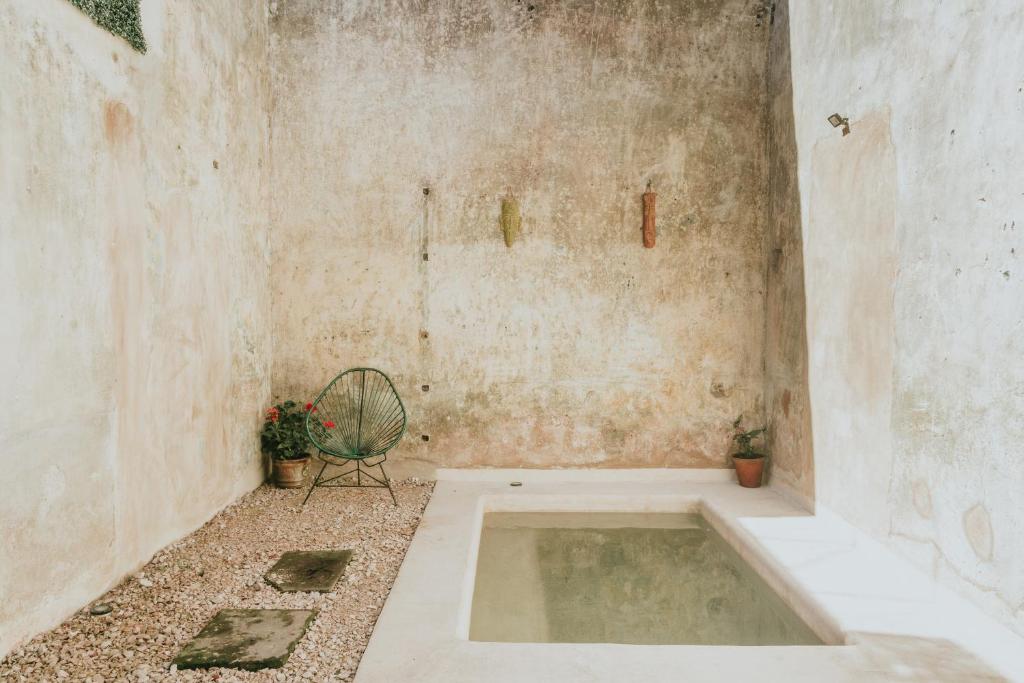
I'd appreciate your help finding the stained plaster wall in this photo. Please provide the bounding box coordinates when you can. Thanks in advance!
[789,2,1024,635]
[762,0,813,506]
[0,0,271,655]
[269,0,775,475]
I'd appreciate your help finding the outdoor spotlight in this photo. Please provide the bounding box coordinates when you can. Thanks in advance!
[828,113,851,136]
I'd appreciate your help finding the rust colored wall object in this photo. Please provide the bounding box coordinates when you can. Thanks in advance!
[642,185,656,248]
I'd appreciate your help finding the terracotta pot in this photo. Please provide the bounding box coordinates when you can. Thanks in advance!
[272,456,310,489]
[733,455,765,488]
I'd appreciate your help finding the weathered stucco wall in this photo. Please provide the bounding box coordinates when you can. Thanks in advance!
[762,0,813,506]
[0,0,271,655]
[269,0,773,475]
[790,2,1024,635]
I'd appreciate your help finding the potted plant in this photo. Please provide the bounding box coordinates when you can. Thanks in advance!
[261,400,312,488]
[731,415,767,488]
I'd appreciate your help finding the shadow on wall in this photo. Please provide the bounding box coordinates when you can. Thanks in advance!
[763,0,815,507]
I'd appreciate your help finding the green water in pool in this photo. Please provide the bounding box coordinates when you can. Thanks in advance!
[469,512,822,645]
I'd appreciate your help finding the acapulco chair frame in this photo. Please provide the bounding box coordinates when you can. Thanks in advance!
[302,368,407,506]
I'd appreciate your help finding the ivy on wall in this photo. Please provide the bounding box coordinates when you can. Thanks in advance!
[67,0,146,53]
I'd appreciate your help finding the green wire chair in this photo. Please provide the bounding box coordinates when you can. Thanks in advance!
[302,368,407,506]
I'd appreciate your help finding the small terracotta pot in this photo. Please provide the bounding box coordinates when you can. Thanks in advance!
[272,456,310,489]
[733,455,765,488]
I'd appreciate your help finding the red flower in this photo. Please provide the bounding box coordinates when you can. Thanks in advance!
[266,407,280,423]
[324,421,336,429]
[304,402,313,411]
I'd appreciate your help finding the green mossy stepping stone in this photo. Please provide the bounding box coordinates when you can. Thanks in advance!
[264,550,353,593]
[172,609,316,671]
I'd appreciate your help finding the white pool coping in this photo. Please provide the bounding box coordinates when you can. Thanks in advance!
[356,470,1024,682]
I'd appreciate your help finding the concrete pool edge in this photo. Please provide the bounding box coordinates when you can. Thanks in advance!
[455,492,843,646]
[355,472,1024,682]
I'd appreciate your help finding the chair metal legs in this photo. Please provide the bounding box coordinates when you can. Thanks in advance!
[379,462,397,506]
[300,456,397,507]
[301,461,328,506]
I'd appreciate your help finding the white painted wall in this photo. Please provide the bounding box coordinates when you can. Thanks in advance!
[790,1,1024,636]
[0,0,271,655]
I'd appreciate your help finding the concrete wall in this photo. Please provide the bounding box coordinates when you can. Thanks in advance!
[789,2,1024,636]
[762,0,813,506]
[0,0,271,655]
[269,0,773,475]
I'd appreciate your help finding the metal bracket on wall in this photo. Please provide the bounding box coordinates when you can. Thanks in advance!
[827,113,851,136]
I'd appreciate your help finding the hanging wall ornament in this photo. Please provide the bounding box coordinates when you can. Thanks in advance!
[500,193,521,248]
[642,182,656,248]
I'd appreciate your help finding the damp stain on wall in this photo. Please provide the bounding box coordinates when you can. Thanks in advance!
[268,0,775,475]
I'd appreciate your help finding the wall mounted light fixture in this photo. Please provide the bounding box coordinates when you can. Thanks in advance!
[827,113,851,136]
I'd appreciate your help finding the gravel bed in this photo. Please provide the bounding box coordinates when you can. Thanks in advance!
[0,479,434,682]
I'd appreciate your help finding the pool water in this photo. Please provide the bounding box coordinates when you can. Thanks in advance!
[469,512,822,645]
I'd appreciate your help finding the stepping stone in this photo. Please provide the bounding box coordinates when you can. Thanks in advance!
[172,609,315,671]
[264,549,353,592]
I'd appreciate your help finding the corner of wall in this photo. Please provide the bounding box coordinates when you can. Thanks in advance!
[762,0,815,507]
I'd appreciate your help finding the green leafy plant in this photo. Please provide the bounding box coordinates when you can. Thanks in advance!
[261,401,312,461]
[732,415,766,459]
[67,0,147,53]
